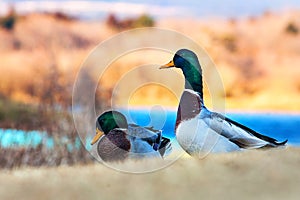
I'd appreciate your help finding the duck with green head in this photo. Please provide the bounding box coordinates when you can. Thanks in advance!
[91,111,172,162]
[160,49,287,155]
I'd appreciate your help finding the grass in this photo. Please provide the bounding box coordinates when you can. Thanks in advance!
[0,148,299,200]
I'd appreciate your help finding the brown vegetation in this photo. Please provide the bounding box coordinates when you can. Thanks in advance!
[285,21,299,35]
[0,145,93,169]
[0,7,17,31]
[1,11,300,111]
[106,13,155,30]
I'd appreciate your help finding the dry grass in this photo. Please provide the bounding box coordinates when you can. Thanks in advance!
[0,147,299,200]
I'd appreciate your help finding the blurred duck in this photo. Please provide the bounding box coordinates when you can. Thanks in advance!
[160,49,287,156]
[91,111,172,162]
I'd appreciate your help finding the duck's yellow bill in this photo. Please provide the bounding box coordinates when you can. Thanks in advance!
[91,128,104,145]
[159,60,175,69]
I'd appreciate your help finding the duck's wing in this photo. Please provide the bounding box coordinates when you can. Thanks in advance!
[128,124,172,157]
[128,124,161,141]
[129,124,161,133]
[202,111,287,149]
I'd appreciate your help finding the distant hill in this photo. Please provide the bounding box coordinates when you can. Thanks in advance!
[0,11,300,111]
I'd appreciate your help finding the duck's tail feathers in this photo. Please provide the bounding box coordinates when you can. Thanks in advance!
[273,139,288,146]
[158,137,172,158]
[260,139,288,149]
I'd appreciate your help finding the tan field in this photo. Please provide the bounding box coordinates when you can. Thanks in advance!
[1,11,300,111]
[0,147,300,200]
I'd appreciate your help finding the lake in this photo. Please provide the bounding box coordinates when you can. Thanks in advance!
[123,110,300,146]
[1,110,300,149]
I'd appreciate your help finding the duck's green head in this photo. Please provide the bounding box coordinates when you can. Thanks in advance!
[160,49,203,97]
[91,111,128,145]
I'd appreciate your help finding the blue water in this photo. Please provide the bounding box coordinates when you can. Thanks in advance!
[122,110,300,146]
[1,0,300,19]
[226,113,300,146]
[1,111,300,148]
[0,129,54,148]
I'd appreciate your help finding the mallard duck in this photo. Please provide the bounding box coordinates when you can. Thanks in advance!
[160,49,287,155]
[91,111,172,162]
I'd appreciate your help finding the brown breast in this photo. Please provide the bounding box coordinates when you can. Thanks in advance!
[175,90,202,132]
[97,129,131,162]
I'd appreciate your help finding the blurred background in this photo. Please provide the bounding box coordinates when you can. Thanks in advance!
[0,0,300,169]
